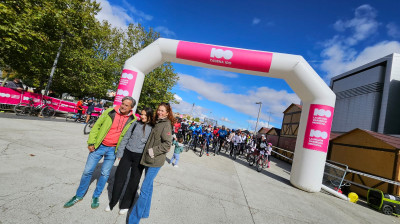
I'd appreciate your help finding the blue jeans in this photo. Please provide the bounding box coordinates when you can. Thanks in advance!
[129,166,161,224]
[170,153,180,165]
[76,144,116,198]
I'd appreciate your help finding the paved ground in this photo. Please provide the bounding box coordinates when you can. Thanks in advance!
[0,116,399,224]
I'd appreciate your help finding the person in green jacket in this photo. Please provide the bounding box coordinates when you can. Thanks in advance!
[64,96,137,209]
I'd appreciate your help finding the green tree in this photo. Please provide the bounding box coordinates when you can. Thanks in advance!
[194,117,200,122]
[0,0,179,105]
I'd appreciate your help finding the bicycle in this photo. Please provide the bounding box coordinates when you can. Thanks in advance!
[65,112,86,123]
[230,144,238,160]
[83,112,100,135]
[14,98,55,118]
[248,148,258,166]
[256,150,268,172]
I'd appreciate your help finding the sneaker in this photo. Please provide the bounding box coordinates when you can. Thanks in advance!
[174,165,179,168]
[119,209,129,215]
[64,196,83,208]
[91,197,100,209]
[105,205,111,212]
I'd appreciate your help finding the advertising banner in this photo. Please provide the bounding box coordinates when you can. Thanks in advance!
[114,69,138,106]
[0,87,22,105]
[176,41,273,73]
[303,104,334,153]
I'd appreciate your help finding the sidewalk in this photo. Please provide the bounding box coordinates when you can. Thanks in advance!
[0,117,399,224]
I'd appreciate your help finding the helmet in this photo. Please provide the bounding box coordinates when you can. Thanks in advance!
[222,125,225,128]
[268,143,272,146]
[261,135,266,138]
[232,129,235,132]
[214,126,217,129]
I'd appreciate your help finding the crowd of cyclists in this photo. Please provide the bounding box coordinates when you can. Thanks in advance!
[173,118,273,171]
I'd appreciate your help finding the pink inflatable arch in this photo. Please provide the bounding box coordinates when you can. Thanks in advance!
[114,38,336,192]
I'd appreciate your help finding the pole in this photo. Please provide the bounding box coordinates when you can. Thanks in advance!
[254,102,262,135]
[190,103,195,121]
[267,111,271,128]
[44,36,64,96]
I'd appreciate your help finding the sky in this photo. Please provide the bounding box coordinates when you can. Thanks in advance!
[95,0,400,131]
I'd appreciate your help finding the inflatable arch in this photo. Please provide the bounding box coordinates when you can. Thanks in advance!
[114,38,336,192]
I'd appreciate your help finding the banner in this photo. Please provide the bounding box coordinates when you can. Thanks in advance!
[0,87,22,105]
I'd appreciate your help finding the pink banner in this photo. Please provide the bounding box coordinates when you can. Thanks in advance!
[0,87,105,114]
[114,69,138,106]
[303,104,334,153]
[59,101,77,113]
[0,87,22,105]
[176,41,273,73]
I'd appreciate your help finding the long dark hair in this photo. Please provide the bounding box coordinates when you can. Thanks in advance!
[141,107,154,133]
[155,102,176,125]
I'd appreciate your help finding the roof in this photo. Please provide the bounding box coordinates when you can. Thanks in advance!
[283,103,302,113]
[266,127,281,136]
[257,127,270,134]
[331,128,400,149]
[330,132,343,140]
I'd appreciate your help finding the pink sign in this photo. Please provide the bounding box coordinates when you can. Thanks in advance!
[114,69,138,106]
[0,87,22,105]
[176,41,273,73]
[21,92,42,106]
[303,104,334,153]
[59,101,77,113]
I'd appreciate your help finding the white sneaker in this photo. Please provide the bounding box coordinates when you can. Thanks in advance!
[174,165,179,168]
[119,209,129,215]
[105,205,111,212]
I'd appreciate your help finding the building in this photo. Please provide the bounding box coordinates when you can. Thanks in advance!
[328,128,400,197]
[279,103,302,151]
[330,53,400,135]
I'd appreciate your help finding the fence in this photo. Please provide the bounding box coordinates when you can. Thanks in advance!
[270,145,400,196]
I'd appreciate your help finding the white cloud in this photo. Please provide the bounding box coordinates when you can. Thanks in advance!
[220,117,234,123]
[387,22,400,38]
[173,94,182,102]
[252,18,261,25]
[178,73,299,123]
[197,96,203,100]
[247,120,272,131]
[95,0,134,29]
[333,4,378,46]
[155,26,176,37]
[197,68,238,78]
[122,0,153,21]
[320,4,400,80]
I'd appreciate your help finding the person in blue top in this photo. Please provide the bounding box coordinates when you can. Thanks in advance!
[202,128,213,156]
[216,125,228,156]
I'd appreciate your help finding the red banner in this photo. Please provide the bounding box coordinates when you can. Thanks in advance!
[0,87,22,105]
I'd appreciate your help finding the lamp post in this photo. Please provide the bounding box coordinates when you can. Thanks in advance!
[254,102,262,135]
[267,111,271,128]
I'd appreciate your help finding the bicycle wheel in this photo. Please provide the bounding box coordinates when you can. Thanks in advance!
[232,147,237,160]
[84,120,95,135]
[256,158,263,172]
[248,154,255,166]
[200,142,206,157]
[185,139,192,152]
[41,106,55,118]
[14,103,30,116]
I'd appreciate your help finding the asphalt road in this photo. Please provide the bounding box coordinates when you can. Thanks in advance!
[0,117,399,224]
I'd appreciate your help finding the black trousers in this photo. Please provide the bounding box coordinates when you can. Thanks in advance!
[109,150,144,210]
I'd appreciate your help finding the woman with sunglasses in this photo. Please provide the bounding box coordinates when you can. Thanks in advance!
[129,102,175,224]
[106,107,155,214]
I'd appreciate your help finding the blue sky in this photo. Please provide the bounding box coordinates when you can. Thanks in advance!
[97,0,400,130]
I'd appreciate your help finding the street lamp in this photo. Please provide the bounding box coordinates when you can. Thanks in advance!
[254,102,262,135]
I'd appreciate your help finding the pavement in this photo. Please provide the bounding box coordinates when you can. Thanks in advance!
[0,115,399,224]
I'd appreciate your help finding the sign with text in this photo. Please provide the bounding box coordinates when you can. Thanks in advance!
[176,41,273,73]
[0,87,22,105]
[114,69,138,106]
[303,104,334,153]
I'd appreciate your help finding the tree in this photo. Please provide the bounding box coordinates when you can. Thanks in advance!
[194,117,200,122]
[0,0,179,105]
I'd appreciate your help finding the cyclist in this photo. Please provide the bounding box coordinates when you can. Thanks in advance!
[181,119,188,142]
[216,125,228,156]
[212,126,219,150]
[76,99,84,122]
[228,129,235,152]
[174,119,181,137]
[231,130,241,157]
[203,128,213,156]
[188,122,196,143]
[192,124,202,151]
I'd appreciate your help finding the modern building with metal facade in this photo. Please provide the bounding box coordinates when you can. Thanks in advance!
[330,53,400,134]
